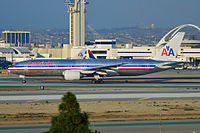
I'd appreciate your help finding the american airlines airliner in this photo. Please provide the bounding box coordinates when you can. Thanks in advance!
[8,32,185,84]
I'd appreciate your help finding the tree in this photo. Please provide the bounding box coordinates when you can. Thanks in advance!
[46,92,99,133]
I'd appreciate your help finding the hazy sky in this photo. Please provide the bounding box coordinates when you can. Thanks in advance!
[0,0,200,30]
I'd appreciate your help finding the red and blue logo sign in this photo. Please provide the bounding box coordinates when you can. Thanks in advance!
[161,46,175,56]
[78,53,83,57]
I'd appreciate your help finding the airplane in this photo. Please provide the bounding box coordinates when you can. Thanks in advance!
[8,32,185,84]
[73,48,87,59]
[0,60,12,69]
[88,50,96,59]
[73,49,96,59]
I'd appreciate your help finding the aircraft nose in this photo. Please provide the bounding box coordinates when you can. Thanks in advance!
[7,67,16,74]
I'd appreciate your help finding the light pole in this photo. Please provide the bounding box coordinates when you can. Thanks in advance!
[159,108,162,133]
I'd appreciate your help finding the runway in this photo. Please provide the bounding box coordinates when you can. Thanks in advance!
[1,69,200,102]
[1,89,200,102]
[1,69,200,89]
[0,120,200,133]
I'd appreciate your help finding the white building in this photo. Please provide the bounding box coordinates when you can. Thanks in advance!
[0,47,32,62]
[65,0,87,47]
[2,31,31,47]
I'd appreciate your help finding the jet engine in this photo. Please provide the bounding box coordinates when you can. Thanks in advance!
[63,70,81,80]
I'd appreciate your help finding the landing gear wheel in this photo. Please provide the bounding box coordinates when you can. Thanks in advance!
[99,80,104,84]
[40,86,45,90]
[91,79,104,84]
[92,80,96,84]
[22,79,26,84]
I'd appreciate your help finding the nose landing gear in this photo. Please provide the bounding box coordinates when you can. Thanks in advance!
[20,75,26,84]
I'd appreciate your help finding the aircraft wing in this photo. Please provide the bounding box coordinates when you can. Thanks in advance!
[84,63,126,71]
[80,63,126,76]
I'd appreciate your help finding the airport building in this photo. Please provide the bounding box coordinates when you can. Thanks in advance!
[0,47,32,62]
[2,31,30,47]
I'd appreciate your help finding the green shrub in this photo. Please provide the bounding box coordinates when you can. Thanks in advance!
[46,92,100,133]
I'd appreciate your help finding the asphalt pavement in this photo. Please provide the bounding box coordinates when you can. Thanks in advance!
[0,89,200,103]
[0,120,200,133]
[1,69,200,89]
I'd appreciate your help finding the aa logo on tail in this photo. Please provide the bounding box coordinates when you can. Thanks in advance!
[161,46,175,56]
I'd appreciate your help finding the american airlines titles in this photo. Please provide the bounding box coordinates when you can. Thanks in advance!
[29,61,54,65]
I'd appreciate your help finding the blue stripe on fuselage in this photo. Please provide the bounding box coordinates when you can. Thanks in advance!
[12,59,167,68]
[13,65,156,68]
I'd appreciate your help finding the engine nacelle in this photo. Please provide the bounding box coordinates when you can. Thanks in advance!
[63,70,81,80]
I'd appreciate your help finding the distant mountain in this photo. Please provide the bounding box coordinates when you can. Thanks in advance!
[1,26,199,47]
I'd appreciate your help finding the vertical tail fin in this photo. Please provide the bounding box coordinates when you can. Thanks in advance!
[30,48,38,59]
[73,49,86,59]
[73,49,96,59]
[88,50,96,59]
[153,32,185,61]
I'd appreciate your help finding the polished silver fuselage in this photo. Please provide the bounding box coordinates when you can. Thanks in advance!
[8,59,178,77]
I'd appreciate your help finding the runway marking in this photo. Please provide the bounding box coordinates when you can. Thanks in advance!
[138,97,152,100]
[26,99,42,103]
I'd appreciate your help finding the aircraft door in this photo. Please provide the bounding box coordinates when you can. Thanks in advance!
[146,63,150,70]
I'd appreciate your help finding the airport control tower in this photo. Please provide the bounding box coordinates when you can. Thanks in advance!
[65,0,88,47]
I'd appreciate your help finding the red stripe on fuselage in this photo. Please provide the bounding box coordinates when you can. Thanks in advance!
[8,68,80,71]
[8,67,154,71]
[115,68,154,70]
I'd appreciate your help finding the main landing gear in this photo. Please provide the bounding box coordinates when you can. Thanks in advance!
[91,79,104,84]
[91,75,104,84]
[22,79,26,84]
